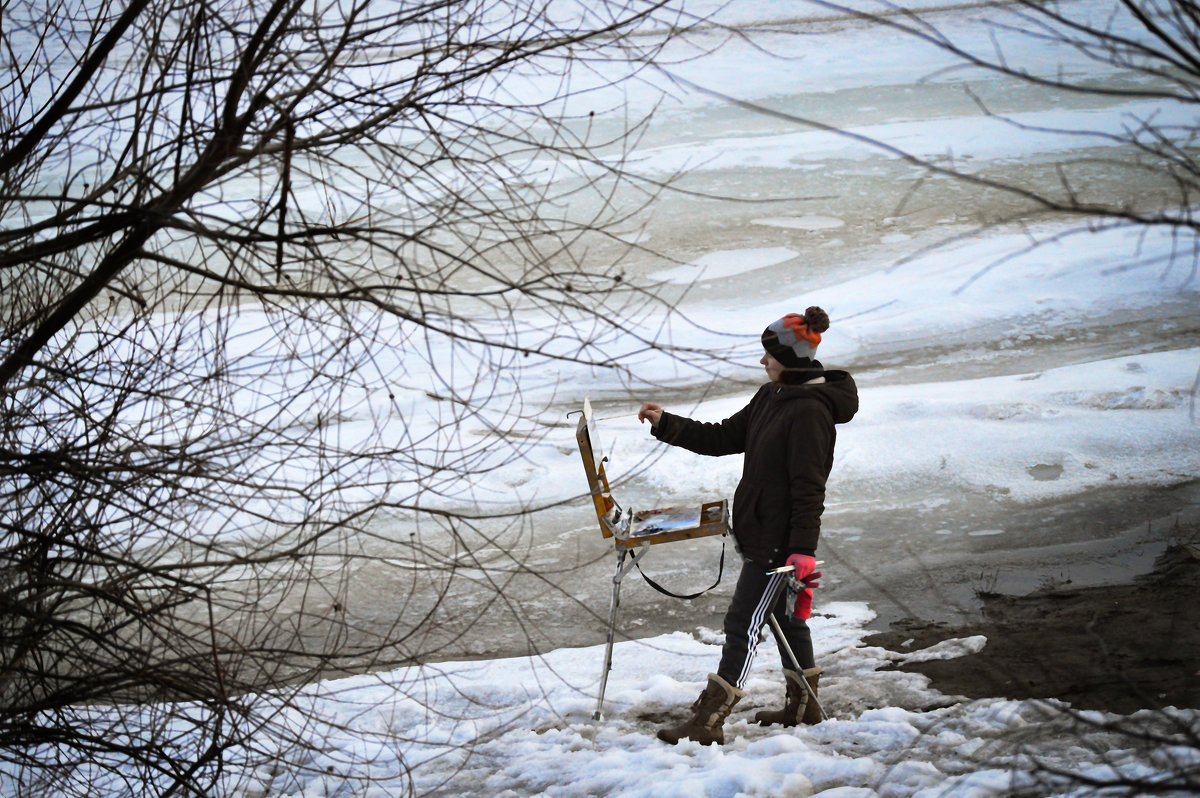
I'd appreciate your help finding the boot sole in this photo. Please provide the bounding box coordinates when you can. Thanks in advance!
[656,731,721,745]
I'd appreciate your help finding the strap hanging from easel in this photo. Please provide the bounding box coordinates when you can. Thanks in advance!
[634,538,726,600]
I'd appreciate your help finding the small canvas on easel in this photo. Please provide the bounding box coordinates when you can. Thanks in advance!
[575,397,728,547]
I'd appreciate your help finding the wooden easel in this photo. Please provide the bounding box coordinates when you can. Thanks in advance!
[575,398,728,720]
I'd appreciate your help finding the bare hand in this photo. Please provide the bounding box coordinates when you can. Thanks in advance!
[638,402,663,428]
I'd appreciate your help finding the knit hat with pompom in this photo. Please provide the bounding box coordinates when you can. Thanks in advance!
[761,307,830,369]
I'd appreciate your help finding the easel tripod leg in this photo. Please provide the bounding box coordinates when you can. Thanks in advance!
[593,549,625,721]
[593,545,649,721]
[766,613,828,722]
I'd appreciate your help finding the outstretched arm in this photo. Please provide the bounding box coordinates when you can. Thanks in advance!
[641,390,760,457]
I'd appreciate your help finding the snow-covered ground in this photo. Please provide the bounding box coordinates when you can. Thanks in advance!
[269,606,1194,798]
[39,602,1198,797]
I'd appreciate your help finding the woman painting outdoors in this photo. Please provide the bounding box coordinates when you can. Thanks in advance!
[638,308,859,745]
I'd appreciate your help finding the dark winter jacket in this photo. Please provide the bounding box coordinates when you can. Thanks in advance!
[651,371,858,566]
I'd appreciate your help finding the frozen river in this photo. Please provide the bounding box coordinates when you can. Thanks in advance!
[10,3,1200,796]
[208,0,1200,682]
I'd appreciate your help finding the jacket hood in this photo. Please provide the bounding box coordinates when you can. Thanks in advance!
[771,370,858,425]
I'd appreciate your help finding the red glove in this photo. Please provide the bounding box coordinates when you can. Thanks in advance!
[785,554,821,620]
[786,554,817,580]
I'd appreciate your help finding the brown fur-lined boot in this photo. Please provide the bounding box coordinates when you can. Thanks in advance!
[753,668,807,727]
[800,666,824,725]
[657,673,746,745]
[754,666,823,727]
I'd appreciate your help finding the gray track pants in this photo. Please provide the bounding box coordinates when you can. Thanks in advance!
[717,557,815,689]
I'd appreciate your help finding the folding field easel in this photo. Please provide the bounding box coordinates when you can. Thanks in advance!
[575,398,728,720]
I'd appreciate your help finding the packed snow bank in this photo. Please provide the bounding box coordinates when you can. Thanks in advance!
[596,347,1200,516]
[15,602,1188,797]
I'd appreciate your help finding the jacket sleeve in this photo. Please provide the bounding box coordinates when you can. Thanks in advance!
[785,404,834,554]
[651,398,753,457]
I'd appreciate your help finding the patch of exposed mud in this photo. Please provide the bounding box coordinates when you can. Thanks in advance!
[862,540,1200,713]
